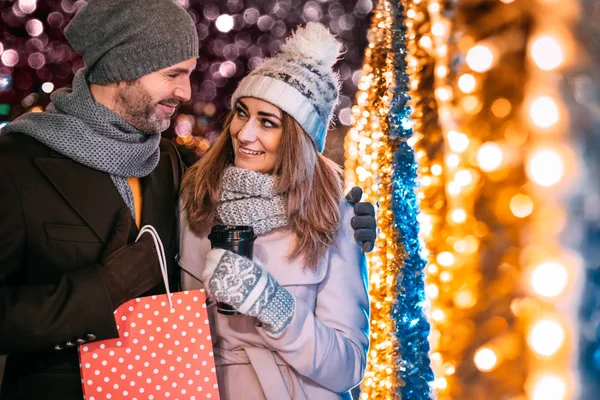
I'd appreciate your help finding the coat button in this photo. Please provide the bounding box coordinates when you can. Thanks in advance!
[76,338,86,345]
[86,334,97,341]
[54,345,63,351]
[65,341,75,347]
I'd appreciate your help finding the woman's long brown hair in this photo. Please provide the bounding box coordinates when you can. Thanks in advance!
[180,109,343,269]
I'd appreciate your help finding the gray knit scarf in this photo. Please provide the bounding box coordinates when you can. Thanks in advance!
[218,166,288,235]
[1,69,161,220]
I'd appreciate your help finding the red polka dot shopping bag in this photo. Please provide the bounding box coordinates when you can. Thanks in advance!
[79,226,219,400]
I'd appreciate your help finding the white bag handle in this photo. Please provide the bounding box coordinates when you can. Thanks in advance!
[136,225,173,309]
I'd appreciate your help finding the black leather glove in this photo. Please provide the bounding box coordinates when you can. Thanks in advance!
[100,208,163,310]
[345,187,377,253]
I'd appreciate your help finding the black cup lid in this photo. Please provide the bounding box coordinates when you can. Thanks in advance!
[208,225,256,241]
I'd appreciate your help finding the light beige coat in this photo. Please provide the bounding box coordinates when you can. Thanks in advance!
[179,202,370,400]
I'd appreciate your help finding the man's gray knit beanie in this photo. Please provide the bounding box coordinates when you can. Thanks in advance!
[231,22,342,153]
[64,0,199,84]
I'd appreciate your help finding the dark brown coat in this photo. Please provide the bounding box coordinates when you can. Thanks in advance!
[0,133,182,399]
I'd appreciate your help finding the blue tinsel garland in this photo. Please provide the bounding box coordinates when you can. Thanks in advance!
[388,1,435,399]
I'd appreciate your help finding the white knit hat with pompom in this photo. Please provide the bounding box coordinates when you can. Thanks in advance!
[231,22,342,153]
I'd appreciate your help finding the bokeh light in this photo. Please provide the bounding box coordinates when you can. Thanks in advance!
[526,148,564,187]
[26,19,44,37]
[531,36,564,71]
[17,0,37,14]
[477,142,503,172]
[1,50,19,67]
[466,45,494,72]
[530,374,567,400]
[528,318,566,357]
[41,82,54,93]
[457,73,476,93]
[530,261,568,298]
[529,96,560,128]
[447,130,469,152]
[215,14,234,33]
[474,347,498,372]
[510,193,534,218]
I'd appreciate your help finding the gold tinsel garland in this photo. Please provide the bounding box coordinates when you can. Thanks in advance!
[347,0,579,397]
[344,0,407,398]
[401,0,460,397]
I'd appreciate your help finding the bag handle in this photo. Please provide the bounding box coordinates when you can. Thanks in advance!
[136,225,173,309]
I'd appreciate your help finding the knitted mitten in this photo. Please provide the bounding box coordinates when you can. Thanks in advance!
[201,249,295,337]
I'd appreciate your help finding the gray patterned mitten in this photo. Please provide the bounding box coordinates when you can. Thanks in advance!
[201,249,295,337]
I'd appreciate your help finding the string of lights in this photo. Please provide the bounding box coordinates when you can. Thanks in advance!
[344,1,404,397]
[521,0,581,397]
[410,0,582,397]
[345,0,433,397]
[402,0,480,397]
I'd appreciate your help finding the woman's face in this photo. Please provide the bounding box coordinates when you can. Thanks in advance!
[230,97,283,175]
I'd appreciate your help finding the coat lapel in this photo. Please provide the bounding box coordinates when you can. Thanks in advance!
[34,157,127,244]
[139,151,175,248]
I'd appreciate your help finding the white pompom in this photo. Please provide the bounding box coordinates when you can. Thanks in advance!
[281,22,342,68]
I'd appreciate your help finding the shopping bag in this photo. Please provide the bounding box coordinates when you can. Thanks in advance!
[79,225,219,400]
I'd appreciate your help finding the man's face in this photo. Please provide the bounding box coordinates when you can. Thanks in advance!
[113,58,196,134]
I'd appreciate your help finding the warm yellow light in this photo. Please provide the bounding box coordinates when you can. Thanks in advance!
[466,45,494,72]
[447,131,469,152]
[426,284,439,299]
[474,347,498,372]
[431,164,443,176]
[446,154,460,168]
[431,309,445,321]
[530,261,568,297]
[464,236,479,254]
[526,148,564,187]
[434,377,448,390]
[437,251,455,267]
[432,22,445,37]
[435,86,452,101]
[428,2,441,12]
[436,65,448,78]
[437,44,447,56]
[528,319,565,357]
[451,208,467,223]
[529,96,560,128]
[510,193,534,218]
[454,289,476,308]
[491,98,512,118]
[531,374,567,400]
[458,73,476,93]
[477,142,503,172]
[420,35,433,49]
[428,263,439,274]
[453,239,467,253]
[440,271,452,282]
[447,182,461,196]
[531,36,564,71]
[455,169,473,186]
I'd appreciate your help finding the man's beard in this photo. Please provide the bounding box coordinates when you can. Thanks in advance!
[114,80,175,134]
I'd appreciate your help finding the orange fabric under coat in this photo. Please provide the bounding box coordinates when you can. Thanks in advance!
[127,177,142,228]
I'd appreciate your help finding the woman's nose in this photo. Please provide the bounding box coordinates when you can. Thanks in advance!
[236,120,258,143]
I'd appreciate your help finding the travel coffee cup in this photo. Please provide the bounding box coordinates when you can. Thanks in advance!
[207,225,257,315]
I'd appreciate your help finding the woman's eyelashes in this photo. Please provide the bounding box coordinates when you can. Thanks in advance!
[261,118,278,128]
[235,107,247,118]
[235,107,279,129]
